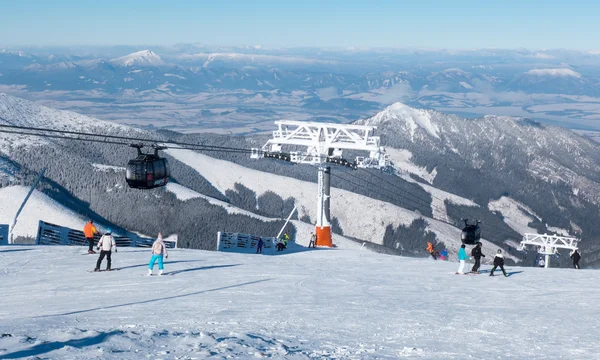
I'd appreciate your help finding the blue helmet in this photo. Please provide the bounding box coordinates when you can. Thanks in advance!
[106,228,112,234]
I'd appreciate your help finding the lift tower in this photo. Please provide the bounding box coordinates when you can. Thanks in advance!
[252,120,389,247]
[518,233,580,268]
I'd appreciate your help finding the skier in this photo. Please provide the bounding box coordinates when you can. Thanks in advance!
[94,229,116,272]
[309,233,316,248]
[440,249,448,261]
[427,242,437,260]
[256,237,263,254]
[148,233,168,275]
[83,220,98,254]
[471,242,485,274]
[456,244,468,274]
[538,256,546,268]
[571,250,581,269]
[490,249,507,277]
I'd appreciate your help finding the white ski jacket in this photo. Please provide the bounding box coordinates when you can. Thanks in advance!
[152,239,168,257]
[97,234,116,251]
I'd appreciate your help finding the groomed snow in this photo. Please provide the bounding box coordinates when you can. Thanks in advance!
[525,68,581,78]
[0,186,89,238]
[0,246,596,359]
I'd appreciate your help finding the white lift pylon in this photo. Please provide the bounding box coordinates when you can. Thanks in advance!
[252,120,390,247]
[518,233,580,268]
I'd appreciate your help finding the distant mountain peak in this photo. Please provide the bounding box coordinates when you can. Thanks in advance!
[111,50,165,67]
[525,68,581,78]
[359,102,441,139]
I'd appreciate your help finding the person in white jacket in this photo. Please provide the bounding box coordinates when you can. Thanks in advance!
[148,233,168,276]
[94,229,116,271]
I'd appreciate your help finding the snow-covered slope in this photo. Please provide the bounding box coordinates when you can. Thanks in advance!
[166,149,512,259]
[0,246,596,359]
[165,182,365,250]
[110,50,165,67]
[0,93,141,152]
[0,186,89,238]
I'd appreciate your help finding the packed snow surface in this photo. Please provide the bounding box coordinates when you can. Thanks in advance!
[525,68,581,78]
[1,246,597,359]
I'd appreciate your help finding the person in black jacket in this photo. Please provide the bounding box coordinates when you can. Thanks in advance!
[571,250,581,269]
[490,249,507,277]
[471,242,485,274]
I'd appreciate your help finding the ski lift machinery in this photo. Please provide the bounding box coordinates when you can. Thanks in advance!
[125,143,170,189]
[251,120,390,247]
[518,233,580,268]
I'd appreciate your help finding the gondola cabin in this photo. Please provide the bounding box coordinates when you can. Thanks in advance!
[126,144,170,189]
[461,219,481,245]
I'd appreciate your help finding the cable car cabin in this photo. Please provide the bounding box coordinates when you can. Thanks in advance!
[461,219,481,245]
[126,144,170,189]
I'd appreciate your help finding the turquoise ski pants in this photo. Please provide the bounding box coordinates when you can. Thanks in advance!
[149,254,164,270]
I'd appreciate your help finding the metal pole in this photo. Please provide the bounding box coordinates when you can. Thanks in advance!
[9,168,46,244]
[545,253,550,269]
[276,206,297,239]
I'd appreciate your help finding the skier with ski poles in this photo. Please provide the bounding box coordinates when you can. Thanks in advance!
[94,229,116,272]
[148,233,168,275]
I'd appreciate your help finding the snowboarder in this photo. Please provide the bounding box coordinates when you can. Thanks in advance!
[490,249,507,277]
[309,233,316,248]
[83,220,98,254]
[256,238,263,254]
[440,249,448,261]
[427,242,437,260]
[456,244,468,274]
[94,229,116,271]
[571,250,581,269]
[148,233,168,275]
[538,256,546,268]
[471,242,485,274]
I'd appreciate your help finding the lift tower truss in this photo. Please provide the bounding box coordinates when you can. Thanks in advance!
[252,120,389,247]
[518,233,580,268]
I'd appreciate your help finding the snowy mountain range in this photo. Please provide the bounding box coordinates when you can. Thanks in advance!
[1,93,598,266]
[3,46,600,132]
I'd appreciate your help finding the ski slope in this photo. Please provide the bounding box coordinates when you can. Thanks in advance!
[166,149,513,260]
[1,246,597,359]
[0,186,89,239]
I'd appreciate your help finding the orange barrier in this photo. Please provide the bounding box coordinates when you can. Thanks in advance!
[316,226,332,247]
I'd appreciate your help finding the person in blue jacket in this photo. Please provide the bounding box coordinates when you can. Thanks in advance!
[256,238,264,254]
[456,244,469,274]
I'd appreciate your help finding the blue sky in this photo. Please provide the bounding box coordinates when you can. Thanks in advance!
[0,0,597,49]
